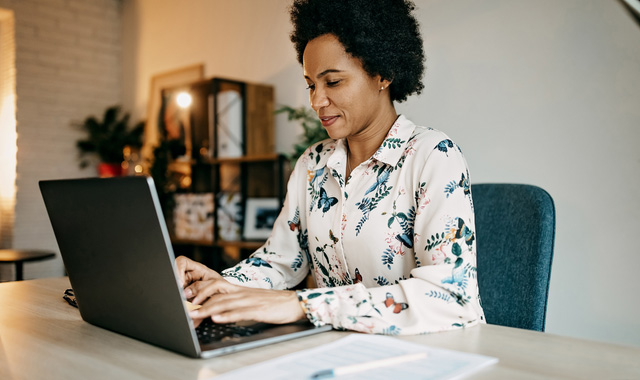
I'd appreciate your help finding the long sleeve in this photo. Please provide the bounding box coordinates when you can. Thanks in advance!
[221,155,314,290]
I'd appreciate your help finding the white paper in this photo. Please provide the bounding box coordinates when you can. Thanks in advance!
[211,334,498,380]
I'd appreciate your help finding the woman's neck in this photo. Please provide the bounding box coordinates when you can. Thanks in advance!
[346,108,398,169]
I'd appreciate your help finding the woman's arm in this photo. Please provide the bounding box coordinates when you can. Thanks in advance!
[177,150,317,324]
[219,153,314,290]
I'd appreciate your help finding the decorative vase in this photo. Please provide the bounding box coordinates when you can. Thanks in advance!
[97,163,123,177]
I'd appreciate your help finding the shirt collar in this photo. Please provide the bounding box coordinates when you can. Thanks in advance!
[372,115,416,167]
[309,140,338,171]
[315,115,416,171]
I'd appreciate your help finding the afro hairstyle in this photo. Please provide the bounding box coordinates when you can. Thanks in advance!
[289,0,425,103]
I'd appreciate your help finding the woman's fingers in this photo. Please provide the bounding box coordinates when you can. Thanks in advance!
[208,306,261,324]
[175,256,190,286]
[188,278,237,304]
[181,277,307,325]
[189,287,305,325]
[191,317,204,328]
[194,292,254,317]
[175,256,222,288]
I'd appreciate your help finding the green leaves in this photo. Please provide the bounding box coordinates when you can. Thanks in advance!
[425,232,445,251]
[75,105,145,167]
[452,242,463,269]
[383,137,405,149]
[275,105,329,165]
[452,242,462,257]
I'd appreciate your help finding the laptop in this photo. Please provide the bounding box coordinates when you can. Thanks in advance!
[39,176,331,358]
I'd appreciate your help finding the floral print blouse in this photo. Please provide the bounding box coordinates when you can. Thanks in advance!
[222,115,485,335]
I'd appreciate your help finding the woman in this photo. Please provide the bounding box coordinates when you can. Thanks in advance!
[178,0,485,335]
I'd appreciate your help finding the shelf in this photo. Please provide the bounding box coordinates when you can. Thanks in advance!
[213,240,265,250]
[171,238,213,246]
[201,153,283,165]
[167,160,194,170]
[172,238,264,250]
[161,78,283,271]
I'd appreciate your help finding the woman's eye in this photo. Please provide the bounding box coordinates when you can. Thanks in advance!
[327,80,341,87]
[306,84,315,91]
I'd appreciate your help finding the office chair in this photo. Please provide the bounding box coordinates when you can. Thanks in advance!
[472,183,555,332]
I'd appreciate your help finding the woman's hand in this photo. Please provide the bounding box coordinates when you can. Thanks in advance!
[188,279,306,325]
[175,256,306,326]
[175,255,222,290]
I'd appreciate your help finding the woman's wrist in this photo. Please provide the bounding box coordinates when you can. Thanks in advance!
[293,290,312,322]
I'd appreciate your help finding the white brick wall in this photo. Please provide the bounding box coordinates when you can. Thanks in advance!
[0,0,122,281]
[0,9,16,260]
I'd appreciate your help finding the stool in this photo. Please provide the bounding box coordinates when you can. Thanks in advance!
[0,249,56,281]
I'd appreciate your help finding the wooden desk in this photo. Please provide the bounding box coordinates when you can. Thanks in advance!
[0,278,638,380]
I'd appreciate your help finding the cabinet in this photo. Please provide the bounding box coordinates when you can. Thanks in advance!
[160,78,290,270]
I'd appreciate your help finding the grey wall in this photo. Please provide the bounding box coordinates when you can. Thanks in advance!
[400,0,640,347]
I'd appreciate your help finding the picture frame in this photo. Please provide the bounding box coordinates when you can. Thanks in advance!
[173,193,214,243]
[217,192,243,241]
[212,78,245,158]
[243,198,280,240]
[143,63,204,162]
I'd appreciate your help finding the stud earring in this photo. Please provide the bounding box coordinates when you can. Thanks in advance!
[380,86,385,90]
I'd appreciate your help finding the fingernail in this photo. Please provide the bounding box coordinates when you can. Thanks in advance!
[189,310,199,317]
[184,288,193,297]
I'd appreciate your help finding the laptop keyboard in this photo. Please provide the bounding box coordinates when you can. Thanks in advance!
[196,319,261,343]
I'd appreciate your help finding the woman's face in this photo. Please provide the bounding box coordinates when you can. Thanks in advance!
[303,34,391,140]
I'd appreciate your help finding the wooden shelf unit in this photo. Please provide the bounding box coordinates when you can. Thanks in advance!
[162,77,288,270]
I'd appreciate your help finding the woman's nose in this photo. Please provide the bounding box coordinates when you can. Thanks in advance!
[310,88,330,111]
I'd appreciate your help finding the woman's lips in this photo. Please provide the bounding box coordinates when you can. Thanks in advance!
[320,116,339,127]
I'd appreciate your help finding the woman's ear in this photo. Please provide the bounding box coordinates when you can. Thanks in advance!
[379,77,393,91]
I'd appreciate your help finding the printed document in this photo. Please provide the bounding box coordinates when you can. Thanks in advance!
[211,334,498,380]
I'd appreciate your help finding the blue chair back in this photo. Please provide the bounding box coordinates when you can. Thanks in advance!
[472,183,555,331]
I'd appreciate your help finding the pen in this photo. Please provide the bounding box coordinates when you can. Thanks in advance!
[310,352,428,379]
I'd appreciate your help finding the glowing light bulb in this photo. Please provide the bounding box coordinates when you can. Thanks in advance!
[176,92,192,108]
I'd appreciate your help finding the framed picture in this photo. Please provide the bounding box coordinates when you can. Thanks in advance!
[217,192,243,241]
[143,64,204,163]
[173,193,214,243]
[243,198,280,240]
[213,79,245,158]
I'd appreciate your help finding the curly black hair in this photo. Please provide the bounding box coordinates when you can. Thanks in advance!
[289,0,425,103]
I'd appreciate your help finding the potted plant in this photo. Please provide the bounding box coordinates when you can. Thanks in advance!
[75,105,145,177]
[275,105,329,165]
